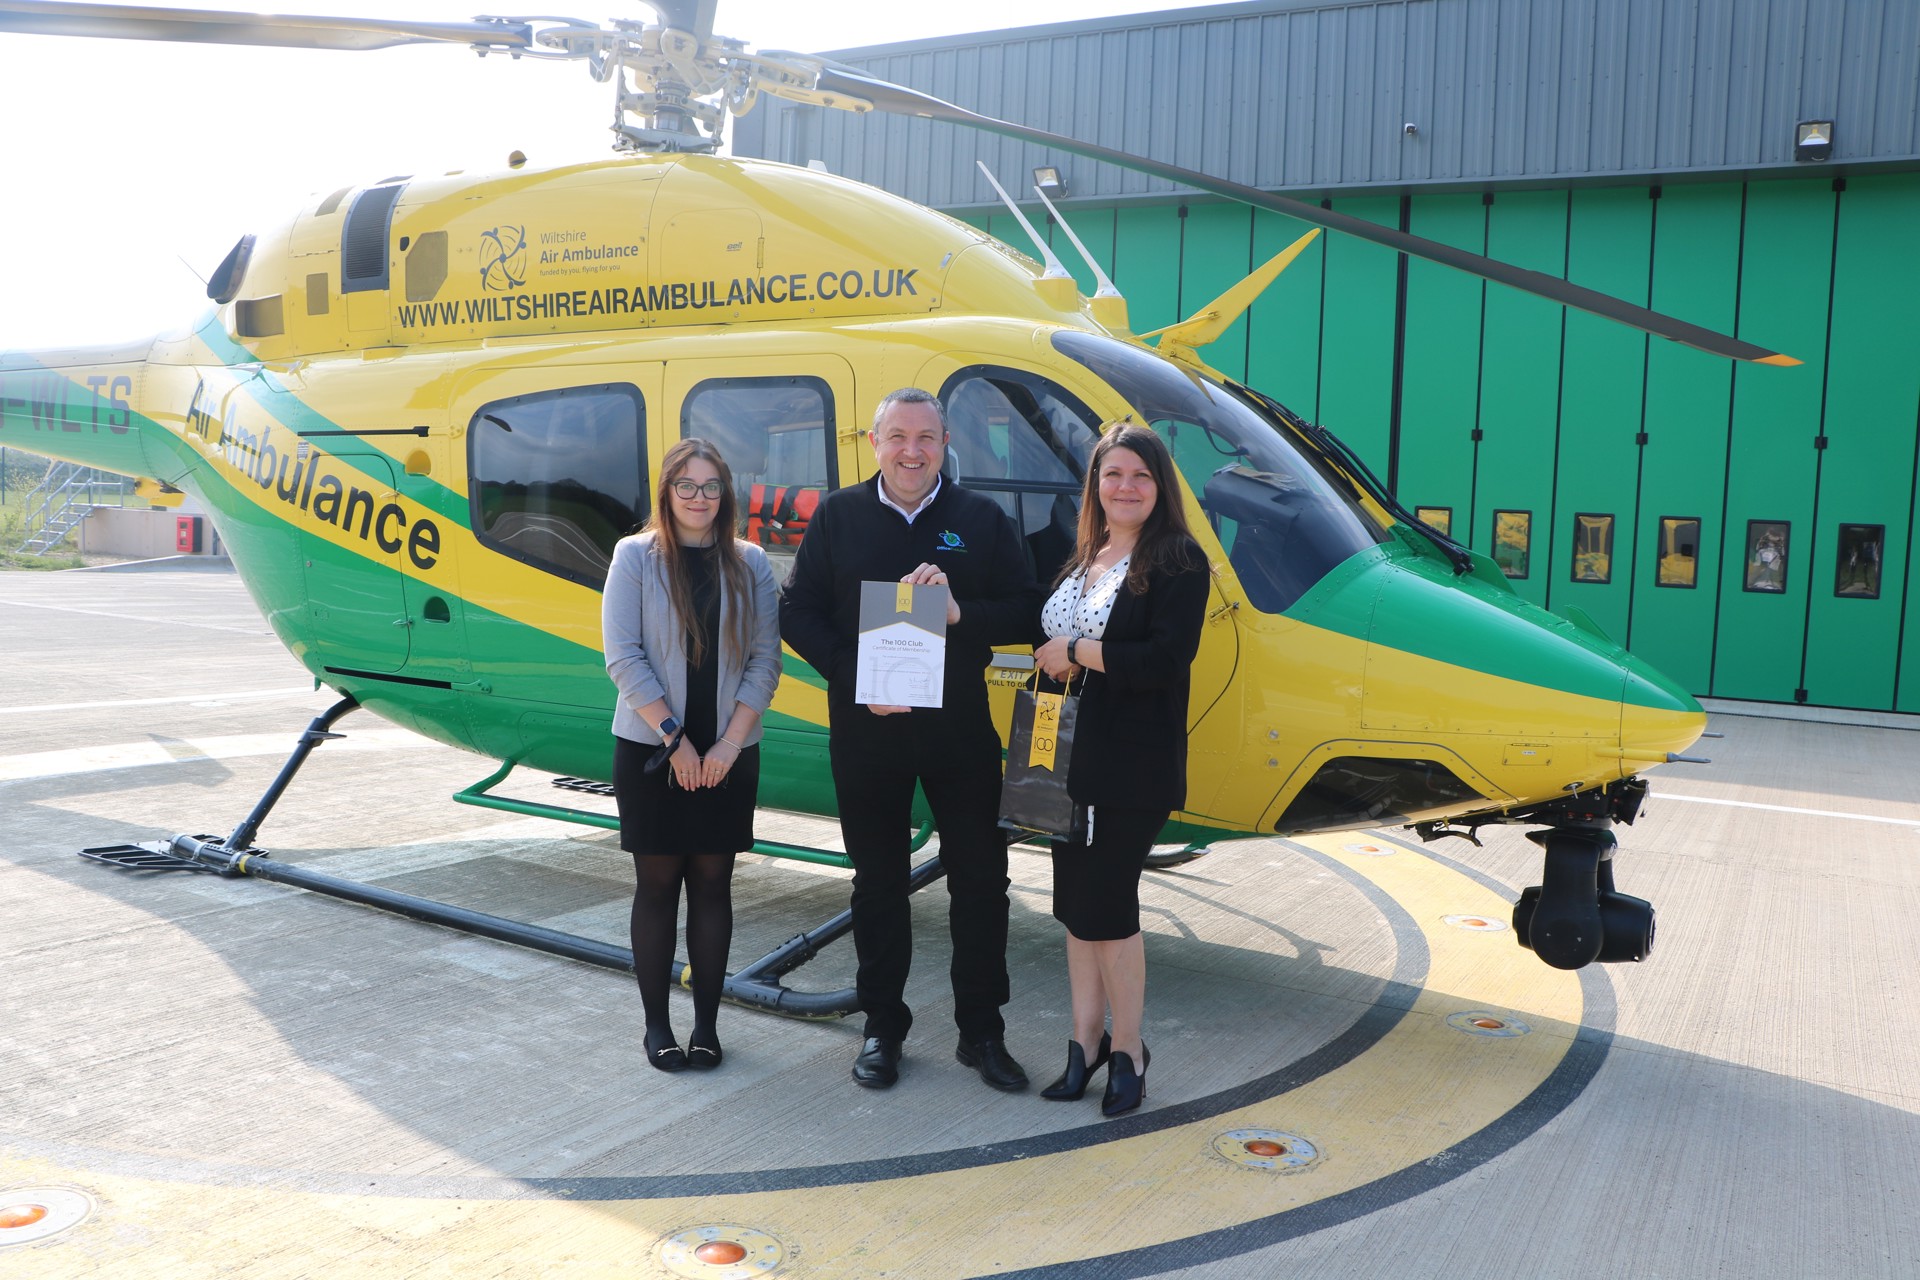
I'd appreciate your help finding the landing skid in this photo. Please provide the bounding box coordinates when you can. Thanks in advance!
[76,696,940,1020]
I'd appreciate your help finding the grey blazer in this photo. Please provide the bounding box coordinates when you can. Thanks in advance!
[601,530,782,746]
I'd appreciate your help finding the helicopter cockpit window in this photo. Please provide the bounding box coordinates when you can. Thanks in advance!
[680,376,836,572]
[938,365,1099,584]
[1052,330,1390,615]
[468,384,647,589]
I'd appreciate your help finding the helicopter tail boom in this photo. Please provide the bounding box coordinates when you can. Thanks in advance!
[0,341,164,481]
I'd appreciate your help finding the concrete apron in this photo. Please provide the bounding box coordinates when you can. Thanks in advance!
[3,566,1917,1278]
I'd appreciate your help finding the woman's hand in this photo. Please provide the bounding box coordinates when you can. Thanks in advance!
[1035,635,1077,682]
[700,737,740,788]
[670,736,704,789]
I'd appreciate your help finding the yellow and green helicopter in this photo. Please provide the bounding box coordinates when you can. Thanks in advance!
[0,0,1799,1011]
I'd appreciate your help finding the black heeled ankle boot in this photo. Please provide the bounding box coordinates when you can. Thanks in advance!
[1040,1033,1112,1101]
[1101,1043,1147,1117]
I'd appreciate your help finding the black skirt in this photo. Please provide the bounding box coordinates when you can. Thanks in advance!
[1049,805,1169,941]
[613,734,759,857]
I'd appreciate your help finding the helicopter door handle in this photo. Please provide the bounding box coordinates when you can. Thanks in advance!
[393,618,414,627]
[1207,599,1239,624]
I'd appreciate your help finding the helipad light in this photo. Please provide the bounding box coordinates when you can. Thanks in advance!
[1213,1128,1320,1172]
[1447,1010,1531,1038]
[0,1186,93,1248]
[658,1224,785,1278]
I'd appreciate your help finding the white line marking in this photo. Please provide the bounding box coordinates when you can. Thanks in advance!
[0,687,313,716]
[0,731,417,783]
[0,598,270,635]
[1659,792,1920,829]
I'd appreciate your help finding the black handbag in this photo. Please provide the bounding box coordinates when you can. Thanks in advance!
[998,673,1083,841]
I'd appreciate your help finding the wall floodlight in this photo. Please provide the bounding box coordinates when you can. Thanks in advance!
[1033,166,1067,199]
[1795,120,1833,162]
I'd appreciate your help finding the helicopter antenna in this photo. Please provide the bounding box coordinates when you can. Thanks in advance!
[974,162,1073,282]
[1028,181,1118,299]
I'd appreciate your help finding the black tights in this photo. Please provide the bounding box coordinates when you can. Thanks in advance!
[630,852,736,1041]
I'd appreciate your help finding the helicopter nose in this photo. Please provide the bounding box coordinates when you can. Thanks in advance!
[1617,653,1707,764]
[1356,561,1704,770]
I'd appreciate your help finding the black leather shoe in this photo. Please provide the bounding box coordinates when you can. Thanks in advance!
[956,1038,1030,1092]
[687,1030,723,1071]
[1040,1033,1112,1101]
[644,1027,687,1074]
[851,1037,902,1089]
[1101,1047,1146,1117]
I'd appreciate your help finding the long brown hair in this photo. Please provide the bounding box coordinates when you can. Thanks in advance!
[643,438,753,668]
[1058,423,1203,595]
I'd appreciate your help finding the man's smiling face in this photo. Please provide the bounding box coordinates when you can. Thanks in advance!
[871,399,947,512]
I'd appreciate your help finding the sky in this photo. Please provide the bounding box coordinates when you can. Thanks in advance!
[0,0,1225,349]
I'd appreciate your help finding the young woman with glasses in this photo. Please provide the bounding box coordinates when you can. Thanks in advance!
[602,438,781,1072]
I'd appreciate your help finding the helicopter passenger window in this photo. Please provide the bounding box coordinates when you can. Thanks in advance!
[680,376,836,572]
[1052,330,1390,615]
[468,384,648,589]
[938,365,1100,584]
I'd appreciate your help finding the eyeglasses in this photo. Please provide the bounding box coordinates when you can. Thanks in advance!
[671,479,726,500]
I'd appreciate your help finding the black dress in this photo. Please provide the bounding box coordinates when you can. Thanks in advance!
[613,544,760,857]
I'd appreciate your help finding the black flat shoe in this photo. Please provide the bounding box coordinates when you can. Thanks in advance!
[956,1037,1030,1092]
[852,1037,902,1089]
[1040,1033,1111,1101]
[1102,1046,1147,1117]
[645,1028,687,1074]
[687,1031,723,1071]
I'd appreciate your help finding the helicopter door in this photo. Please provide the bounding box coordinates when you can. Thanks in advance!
[666,358,853,581]
[298,450,411,673]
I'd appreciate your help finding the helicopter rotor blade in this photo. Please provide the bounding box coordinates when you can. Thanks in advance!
[816,66,1799,366]
[0,1,535,52]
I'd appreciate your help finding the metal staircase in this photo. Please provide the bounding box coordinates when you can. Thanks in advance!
[12,462,104,556]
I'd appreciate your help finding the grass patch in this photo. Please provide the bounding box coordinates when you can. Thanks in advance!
[0,501,83,569]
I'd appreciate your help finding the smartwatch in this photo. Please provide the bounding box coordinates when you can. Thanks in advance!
[658,715,681,740]
[1066,638,1080,666]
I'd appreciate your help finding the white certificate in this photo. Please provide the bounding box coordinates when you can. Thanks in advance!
[856,580,949,708]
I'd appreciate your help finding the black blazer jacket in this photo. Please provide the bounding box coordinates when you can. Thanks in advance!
[1043,550,1210,815]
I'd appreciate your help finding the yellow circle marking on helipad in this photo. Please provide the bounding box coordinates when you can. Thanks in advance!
[0,833,1585,1277]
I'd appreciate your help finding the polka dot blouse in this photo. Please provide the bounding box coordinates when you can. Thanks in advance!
[1042,556,1131,641]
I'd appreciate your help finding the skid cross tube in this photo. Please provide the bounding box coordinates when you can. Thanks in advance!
[76,700,941,1019]
[451,759,936,869]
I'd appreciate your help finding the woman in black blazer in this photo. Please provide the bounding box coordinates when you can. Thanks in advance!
[1033,424,1209,1116]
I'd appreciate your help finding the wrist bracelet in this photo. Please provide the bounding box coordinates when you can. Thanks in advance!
[719,736,745,751]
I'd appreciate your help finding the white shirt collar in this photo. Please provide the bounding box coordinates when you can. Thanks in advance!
[876,473,942,523]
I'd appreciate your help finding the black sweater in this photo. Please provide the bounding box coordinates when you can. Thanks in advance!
[780,476,1042,753]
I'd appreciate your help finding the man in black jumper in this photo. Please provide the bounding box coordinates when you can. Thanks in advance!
[780,387,1042,1091]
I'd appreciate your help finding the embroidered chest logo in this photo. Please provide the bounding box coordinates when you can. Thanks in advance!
[937,530,967,551]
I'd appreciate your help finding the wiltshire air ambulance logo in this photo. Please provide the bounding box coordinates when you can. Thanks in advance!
[479,226,527,291]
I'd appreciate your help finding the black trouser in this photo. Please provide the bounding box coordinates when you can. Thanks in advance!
[830,725,1011,1044]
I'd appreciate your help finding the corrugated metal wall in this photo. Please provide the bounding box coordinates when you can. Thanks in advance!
[733,0,1920,205]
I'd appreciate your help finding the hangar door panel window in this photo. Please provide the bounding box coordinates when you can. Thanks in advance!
[939,365,1099,585]
[469,384,648,588]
